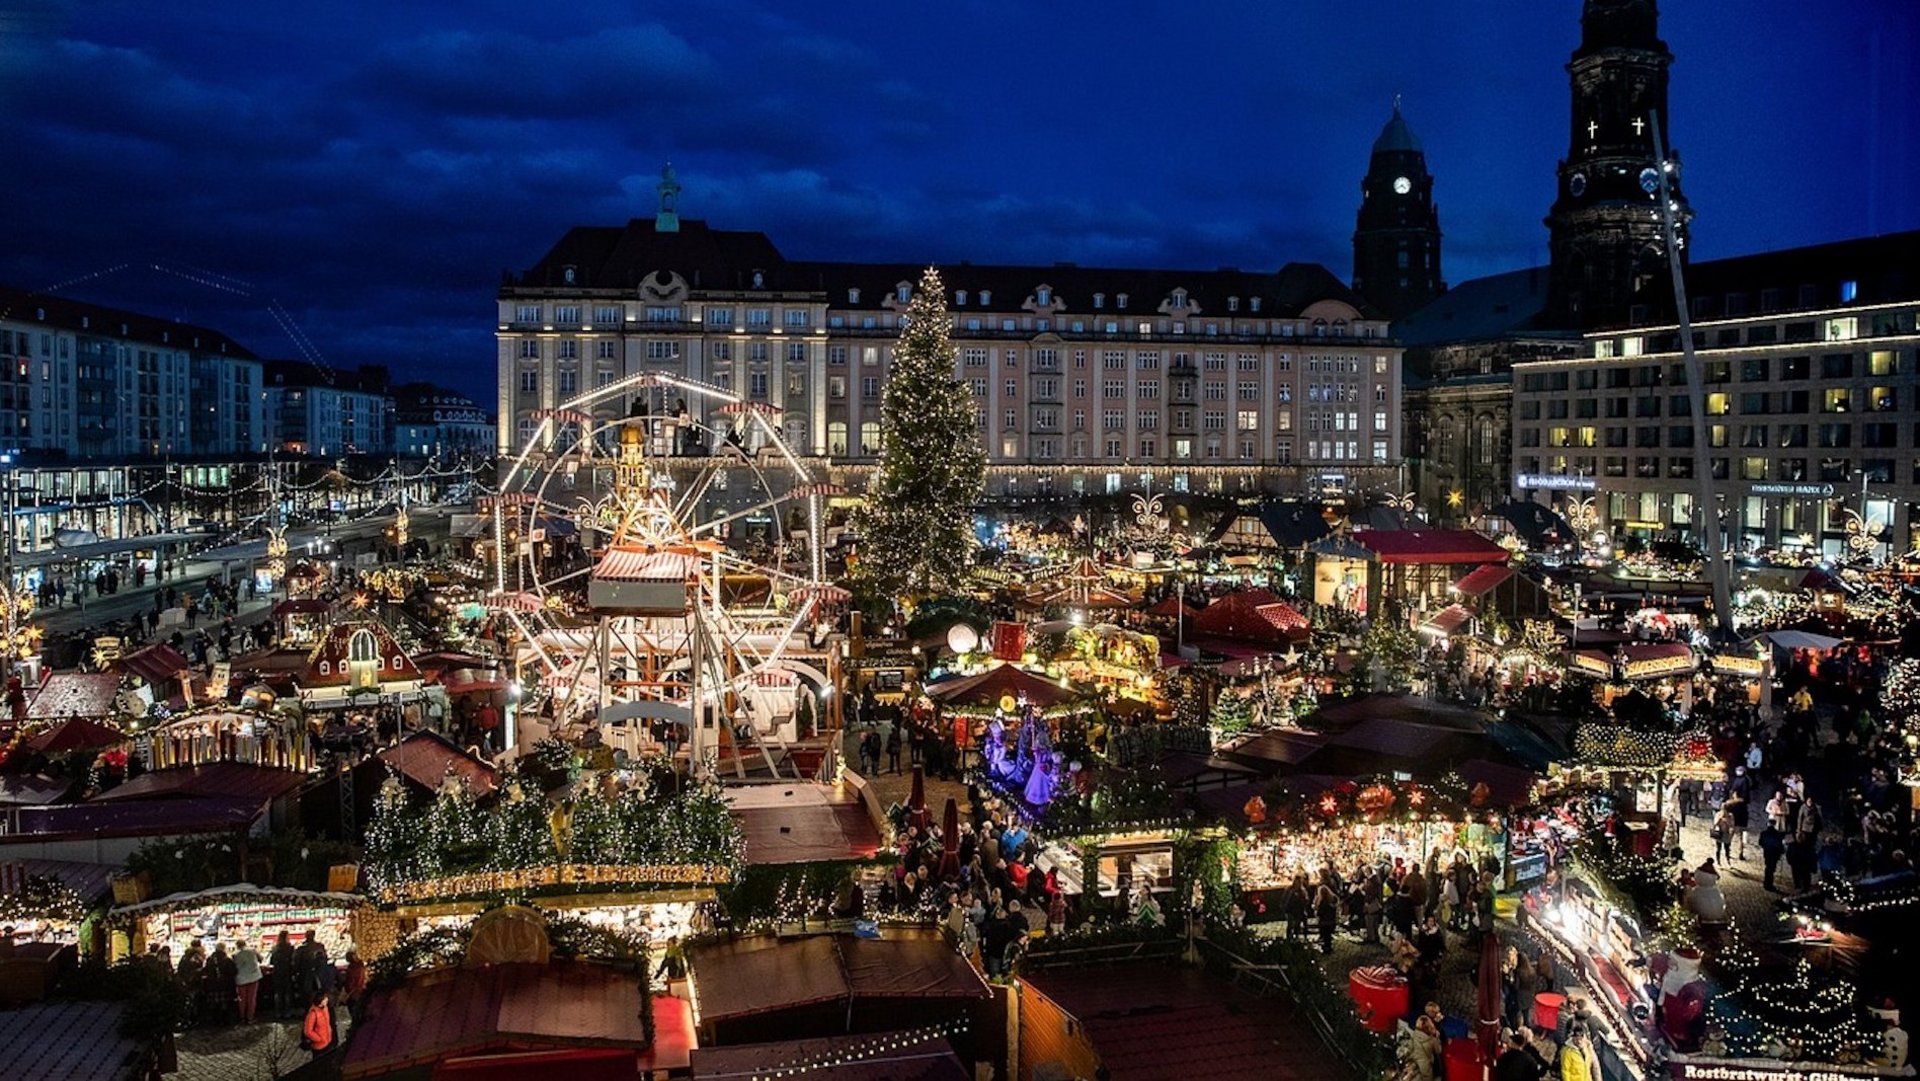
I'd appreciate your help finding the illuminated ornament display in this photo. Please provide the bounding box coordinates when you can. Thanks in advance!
[945,622,979,655]
[0,584,40,661]
[265,525,288,587]
[1131,490,1168,536]
[1842,507,1882,562]
[393,501,410,548]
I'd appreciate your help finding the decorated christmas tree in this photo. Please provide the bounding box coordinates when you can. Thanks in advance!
[851,266,987,599]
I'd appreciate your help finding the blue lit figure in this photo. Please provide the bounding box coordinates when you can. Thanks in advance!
[984,714,1012,780]
[1024,750,1060,808]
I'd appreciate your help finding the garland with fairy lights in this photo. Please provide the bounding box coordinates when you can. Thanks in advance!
[362,766,743,900]
[1704,959,1871,1063]
[749,1019,972,1080]
[0,873,90,924]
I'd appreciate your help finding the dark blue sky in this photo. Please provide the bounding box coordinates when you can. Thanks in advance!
[1,1,1912,409]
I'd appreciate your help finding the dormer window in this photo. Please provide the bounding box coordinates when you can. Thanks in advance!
[1227,297,1239,312]
[753,270,766,289]
[848,287,861,304]
[1093,293,1105,309]
[1249,297,1262,313]
[1171,289,1187,308]
[1116,294,1128,309]
[897,283,911,303]
[347,629,380,691]
[956,290,968,306]
[1036,286,1051,305]
[979,290,991,306]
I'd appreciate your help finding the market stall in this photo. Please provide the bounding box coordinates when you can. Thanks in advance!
[113,884,381,963]
[1521,871,1663,1080]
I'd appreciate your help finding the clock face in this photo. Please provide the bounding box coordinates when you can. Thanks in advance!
[1639,167,1661,195]
[1569,172,1587,197]
[1392,176,1412,195]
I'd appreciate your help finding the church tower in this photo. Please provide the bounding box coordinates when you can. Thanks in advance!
[1544,0,1692,329]
[1352,102,1445,320]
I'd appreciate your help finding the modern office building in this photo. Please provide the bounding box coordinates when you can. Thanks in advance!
[1508,231,1920,556]
[393,382,494,460]
[1399,0,1697,519]
[265,361,395,458]
[498,175,1402,507]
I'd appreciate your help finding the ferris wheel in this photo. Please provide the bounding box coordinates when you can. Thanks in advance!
[490,371,847,778]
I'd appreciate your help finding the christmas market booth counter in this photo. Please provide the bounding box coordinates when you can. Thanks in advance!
[1560,724,1696,858]
[0,860,116,960]
[1220,780,1507,919]
[110,883,386,964]
[135,707,315,773]
[1520,871,1666,1080]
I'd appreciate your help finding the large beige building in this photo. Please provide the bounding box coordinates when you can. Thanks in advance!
[1508,232,1920,557]
[497,182,1402,508]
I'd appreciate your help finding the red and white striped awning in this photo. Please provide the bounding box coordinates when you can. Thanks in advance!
[714,400,784,415]
[481,492,540,508]
[746,668,798,687]
[789,482,846,498]
[594,547,696,582]
[790,584,852,605]
[484,591,543,613]
[530,408,595,425]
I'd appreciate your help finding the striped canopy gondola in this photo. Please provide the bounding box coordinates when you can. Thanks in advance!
[483,590,543,613]
[713,400,784,415]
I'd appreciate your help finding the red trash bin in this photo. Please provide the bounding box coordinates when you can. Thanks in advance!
[1445,1037,1486,1081]
[1534,991,1567,1030]
[1348,966,1409,1033]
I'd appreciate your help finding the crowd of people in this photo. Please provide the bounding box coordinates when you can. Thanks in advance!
[839,806,1068,981]
[135,929,366,1048]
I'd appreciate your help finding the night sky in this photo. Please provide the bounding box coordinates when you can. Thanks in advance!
[1,1,1913,409]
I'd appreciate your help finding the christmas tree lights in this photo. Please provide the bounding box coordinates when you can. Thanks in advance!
[850,266,987,599]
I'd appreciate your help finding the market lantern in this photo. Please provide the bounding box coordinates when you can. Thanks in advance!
[946,623,980,655]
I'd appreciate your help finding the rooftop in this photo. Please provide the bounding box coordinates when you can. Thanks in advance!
[1022,962,1345,1081]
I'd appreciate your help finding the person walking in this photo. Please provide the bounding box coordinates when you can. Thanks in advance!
[1711,804,1735,865]
[1759,823,1787,892]
[1315,882,1339,955]
[885,723,902,775]
[233,939,263,1023]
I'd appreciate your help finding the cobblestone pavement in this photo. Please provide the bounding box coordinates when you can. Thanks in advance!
[840,724,973,821]
[173,1006,349,1081]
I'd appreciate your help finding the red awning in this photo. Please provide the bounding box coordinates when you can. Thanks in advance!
[1356,530,1512,566]
[1420,604,1473,636]
[1451,564,1515,598]
[592,548,695,582]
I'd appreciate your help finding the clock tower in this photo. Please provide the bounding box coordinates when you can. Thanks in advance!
[1353,101,1445,321]
[1545,0,1692,329]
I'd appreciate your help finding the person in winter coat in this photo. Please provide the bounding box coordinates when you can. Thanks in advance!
[1559,1026,1601,1081]
[1401,1016,1442,1081]
[1759,824,1787,892]
[302,991,334,1052]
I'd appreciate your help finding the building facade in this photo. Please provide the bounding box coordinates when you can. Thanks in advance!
[265,361,394,458]
[1352,104,1445,321]
[2,284,263,461]
[393,382,494,460]
[1544,0,1692,331]
[498,188,1402,507]
[1509,232,1920,556]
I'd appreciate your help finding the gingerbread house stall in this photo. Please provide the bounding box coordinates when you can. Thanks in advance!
[297,619,427,713]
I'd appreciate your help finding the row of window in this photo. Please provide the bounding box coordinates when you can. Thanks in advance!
[1518,454,1908,485]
